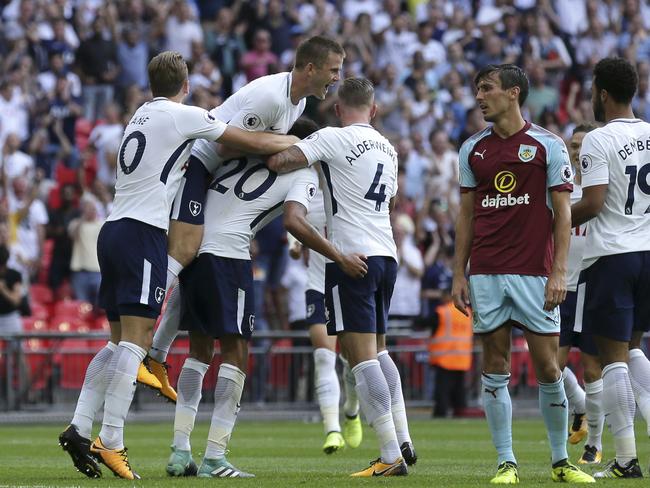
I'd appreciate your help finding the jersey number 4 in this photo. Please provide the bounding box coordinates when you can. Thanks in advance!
[209,158,277,201]
[624,164,650,214]
[365,163,387,211]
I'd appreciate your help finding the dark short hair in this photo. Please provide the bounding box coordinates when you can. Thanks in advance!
[474,64,529,106]
[572,123,597,135]
[288,117,319,139]
[294,36,345,69]
[337,77,374,107]
[148,51,188,98]
[593,57,638,104]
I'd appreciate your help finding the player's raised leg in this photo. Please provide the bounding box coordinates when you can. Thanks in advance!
[580,353,603,464]
[339,353,362,447]
[561,367,586,444]
[628,331,650,436]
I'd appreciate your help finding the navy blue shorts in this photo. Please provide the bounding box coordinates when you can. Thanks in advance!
[179,253,255,340]
[325,256,397,335]
[97,219,167,321]
[305,289,326,326]
[171,156,211,225]
[579,251,650,343]
[559,290,598,355]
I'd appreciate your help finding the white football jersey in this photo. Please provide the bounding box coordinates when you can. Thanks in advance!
[295,123,398,260]
[200,156,319,260]
[306,187,326,294]
[192,72,306,172]
[567,184,586,291]
[107,98,226,230]
[579,118,650,267]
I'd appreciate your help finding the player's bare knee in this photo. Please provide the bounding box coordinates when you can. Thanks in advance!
[220,335,248,373]
[168,222,203,267]
[536,362,561,383]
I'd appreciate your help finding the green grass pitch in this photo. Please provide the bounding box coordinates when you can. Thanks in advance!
[1,418,648,486]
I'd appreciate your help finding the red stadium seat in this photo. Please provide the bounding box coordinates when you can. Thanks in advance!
[30,283,54,305]
[29,302,50,321]
[49,316,90,333]
[22,317,51,391]
[52,300,94,323]
[55,338,92,389]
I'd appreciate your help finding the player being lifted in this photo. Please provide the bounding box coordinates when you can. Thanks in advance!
[58,51,298,480]
[135,36,346,402]
[571,57,650,479]
[268,77,415,477]
[558,124,605,464]
[451,64,594,484]
[164,118,367,478]
[287,183,363,454]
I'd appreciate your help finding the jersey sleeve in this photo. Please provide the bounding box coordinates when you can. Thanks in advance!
[224,91,280,131]
[578,131,609,188]
[457,139,477,190]
[284,167,319,211]
[177,106,227,141]
[294,127,339,166]
[546,137,574,190]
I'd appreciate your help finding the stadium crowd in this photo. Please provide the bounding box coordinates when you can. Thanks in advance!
[1,0,650,332]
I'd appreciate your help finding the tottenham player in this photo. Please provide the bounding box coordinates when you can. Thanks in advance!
[58,51,298,480]
[558,124,605,464]
[451,64,594,484]
[137,36,346,400]
[572,57,650,478]
[268,78,415,477]
[288,185,363,454]
[163,119,367,478]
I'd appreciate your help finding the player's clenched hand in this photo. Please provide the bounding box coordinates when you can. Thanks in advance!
[452,274,471,316]
[339,253,368,279]
[544,271,567,311]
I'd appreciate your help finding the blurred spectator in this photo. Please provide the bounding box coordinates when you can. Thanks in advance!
[240,29,279,82]
[390,214,423,319]
[0,79,30,146]
[165,0,203,59]
[206,7,246,97]
[421,241,453,319]
[0,244,23,333]
[47,184,79,295]
[68,197,103,304]
[528,16,571,74]
[88,102,123,187]
[116,23,149,91]
[427,130,459,206]
[37,51,82,98]
[525,64,559,121]
[2,133,34,181]
[76,15,119,121]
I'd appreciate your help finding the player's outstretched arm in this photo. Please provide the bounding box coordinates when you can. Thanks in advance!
[545,190,571,311]
[570,184,607,227]
[217,126,299,155]
[283,201,367,278]
[267,146,309,174]
[451,191,475,316]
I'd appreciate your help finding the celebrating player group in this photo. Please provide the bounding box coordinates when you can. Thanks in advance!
[56,31,650,483]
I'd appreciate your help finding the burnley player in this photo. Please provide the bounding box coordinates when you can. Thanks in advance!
[572,57,650,479]
[58,51,299,480]
[164,119,367,478]
[136,36,346,401]
[451,64,594,484]
[268,78,414,477]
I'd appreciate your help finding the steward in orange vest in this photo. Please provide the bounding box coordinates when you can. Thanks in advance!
[429,301,473,371]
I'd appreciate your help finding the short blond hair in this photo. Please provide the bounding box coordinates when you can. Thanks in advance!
[148,51,188,98]
[337,77,374,107]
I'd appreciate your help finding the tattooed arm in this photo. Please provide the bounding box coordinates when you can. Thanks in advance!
[267,146,309,174]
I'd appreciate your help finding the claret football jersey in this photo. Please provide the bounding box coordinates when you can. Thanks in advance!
[459,121,573,276]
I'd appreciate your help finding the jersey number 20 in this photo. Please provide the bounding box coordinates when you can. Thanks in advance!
[210,158,277,201]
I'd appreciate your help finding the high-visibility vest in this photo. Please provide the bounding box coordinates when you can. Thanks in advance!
[428,302,473,371]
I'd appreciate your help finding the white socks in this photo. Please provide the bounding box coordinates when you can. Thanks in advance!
[584,379,604,450]
[205,364,246,459]
[352,359,401,464]
[313,348,341,434]
[149,282,181,363]
[378,350,411,445]
[98,341,147,449]
[628,348,650,435]
[340,355,359,418]
[562,367,586,415]
[602,362,637,465]
[173,358,209,451]
[72,341,117,439]
[166,255,183,291]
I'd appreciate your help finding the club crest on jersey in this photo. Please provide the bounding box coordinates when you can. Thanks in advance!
[518,144,537,162]
[243,113,261,129]
[203,111,216,123]
[189,200,202,217]
[306,304,315,318]
[154,287,165,304]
